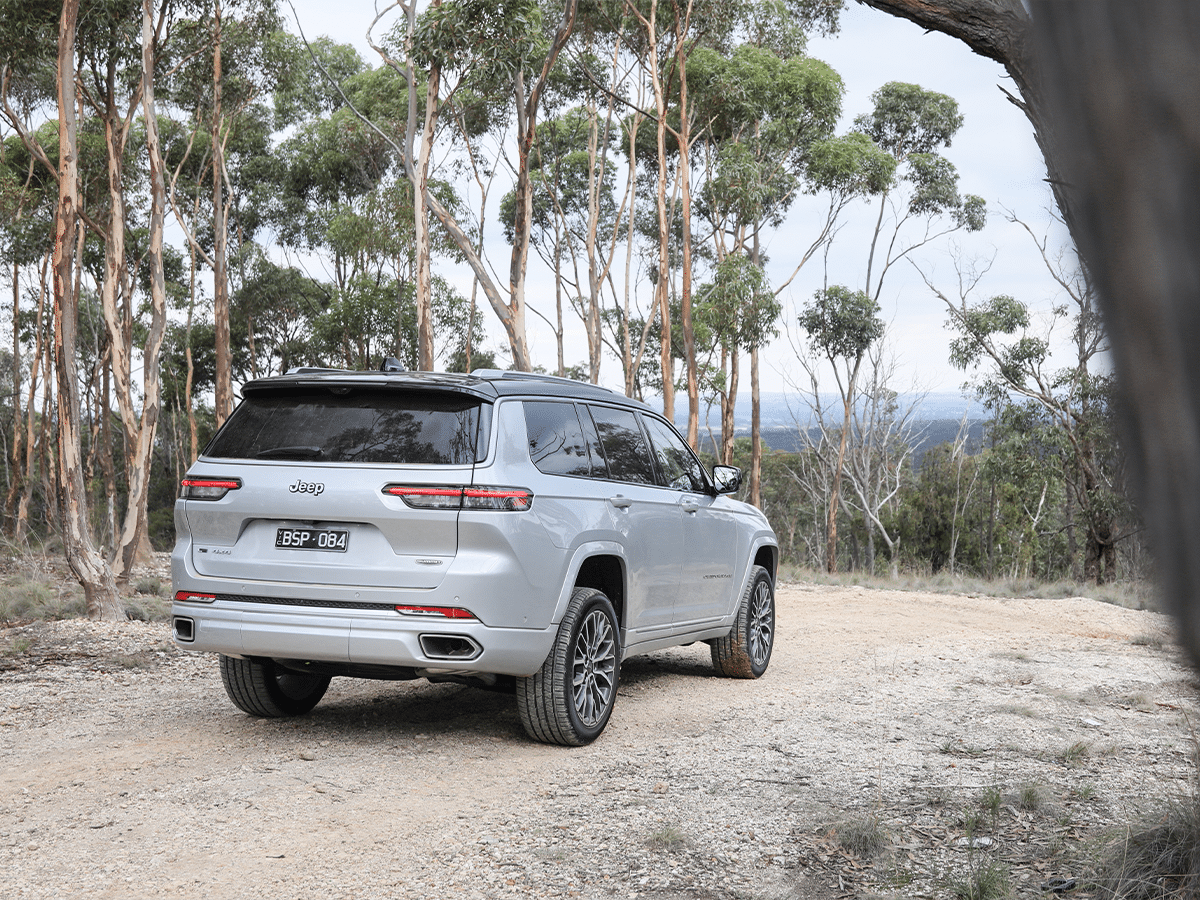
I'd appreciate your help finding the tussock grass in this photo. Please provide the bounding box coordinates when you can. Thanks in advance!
[948,860,1013,900]
[1092,799,1200,899]
[646,825,689,851]
[0,575,85,622]
[833,815,889,859]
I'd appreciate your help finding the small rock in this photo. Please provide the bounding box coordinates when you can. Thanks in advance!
[299,750,317,761]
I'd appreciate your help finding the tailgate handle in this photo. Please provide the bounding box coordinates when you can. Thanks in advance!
[609,495,632,509]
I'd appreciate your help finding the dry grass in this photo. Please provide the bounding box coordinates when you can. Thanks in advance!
[1092,798,1200,899]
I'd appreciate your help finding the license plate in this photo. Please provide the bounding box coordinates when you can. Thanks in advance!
[275,528,349,552]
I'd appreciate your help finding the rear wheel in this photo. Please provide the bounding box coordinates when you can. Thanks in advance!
[517,587,620,746]
[710,565,775,678]
[219,655,331,717]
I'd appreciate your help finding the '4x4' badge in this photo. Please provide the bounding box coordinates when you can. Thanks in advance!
[289,480,324,495]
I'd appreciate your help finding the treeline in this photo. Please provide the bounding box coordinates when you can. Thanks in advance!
[0,0,1139,617]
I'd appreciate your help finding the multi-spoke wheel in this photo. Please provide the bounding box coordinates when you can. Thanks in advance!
[517,587,620,745]
[710,565,775,678]
[219,655,331,717]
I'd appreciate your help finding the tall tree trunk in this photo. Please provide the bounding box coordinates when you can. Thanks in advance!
[674,2,699,449]
[211,0,232,425]
[53,0,122,620]
[5,260,21,536]
[109,0,171,575]
[750,344,762,509]
[404,0,437,372]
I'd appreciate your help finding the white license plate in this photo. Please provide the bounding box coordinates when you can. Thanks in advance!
[275,528,349,552]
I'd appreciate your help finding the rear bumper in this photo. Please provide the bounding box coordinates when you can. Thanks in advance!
[171,598,558,677]
[171,522,565,676]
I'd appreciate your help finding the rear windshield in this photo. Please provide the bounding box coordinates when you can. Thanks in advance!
[204,388,489,465]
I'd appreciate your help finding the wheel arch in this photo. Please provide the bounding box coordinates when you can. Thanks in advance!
[573,554,626,628]
[550,541,627,628]
[753,543,778,582]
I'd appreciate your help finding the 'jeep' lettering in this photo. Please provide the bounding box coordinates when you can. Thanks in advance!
[289,480,325,495]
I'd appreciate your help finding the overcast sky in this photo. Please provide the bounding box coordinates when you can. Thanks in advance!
[281,1,1076,402]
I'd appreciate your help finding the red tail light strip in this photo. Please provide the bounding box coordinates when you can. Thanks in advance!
[180,478,242,501]
[382,484,533,511]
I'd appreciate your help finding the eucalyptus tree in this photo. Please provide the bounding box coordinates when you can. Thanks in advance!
[500,104,622,379]
[165,0,284,425]
[0,128,57,542]
[363,0,579,373]
[693,255,778,465]
[0,0,183,595]
[797,284,885,573]
[928,225,1128,583]
[846,81,986,304]
[51,0,123,618]
[688,19,843,502]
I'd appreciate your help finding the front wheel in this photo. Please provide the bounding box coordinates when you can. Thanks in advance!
[517,587,620,746]
[710,565,775,678]
[219,655,331,717]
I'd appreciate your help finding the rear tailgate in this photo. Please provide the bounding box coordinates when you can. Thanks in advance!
[183,461,468,589]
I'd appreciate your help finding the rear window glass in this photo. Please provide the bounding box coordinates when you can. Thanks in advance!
[204,389,488,465]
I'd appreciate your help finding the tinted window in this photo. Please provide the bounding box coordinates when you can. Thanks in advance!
[525,401,592,477]
[205,389,486,464]
[643,416,707,492]
[586,405,655,484]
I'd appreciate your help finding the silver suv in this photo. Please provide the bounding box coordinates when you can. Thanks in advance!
[171,367,778,745]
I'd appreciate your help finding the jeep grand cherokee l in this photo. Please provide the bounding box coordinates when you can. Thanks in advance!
[171,367,778,745]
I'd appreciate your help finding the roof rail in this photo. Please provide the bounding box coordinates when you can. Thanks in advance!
[471,369,616,392]
[285,366,348,375]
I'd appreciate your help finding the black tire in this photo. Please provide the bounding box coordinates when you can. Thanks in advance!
[219,655,331,717]
[710,565,775,678]
[516,587,621,746]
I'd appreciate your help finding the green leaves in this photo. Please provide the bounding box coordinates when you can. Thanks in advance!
[854,81,963,158]
[798,285,884,362]
[804,131,896,196]
[695,255,781,350]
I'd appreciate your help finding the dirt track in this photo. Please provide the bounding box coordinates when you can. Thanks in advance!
[0,583,1192,899]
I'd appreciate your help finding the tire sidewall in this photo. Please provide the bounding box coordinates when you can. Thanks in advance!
[561,591,620,744]
[745,569,775,678]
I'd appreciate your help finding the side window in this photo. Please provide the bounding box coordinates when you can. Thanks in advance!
[643,416,707,492]
[524,401,592,477]
[585,405,656,485]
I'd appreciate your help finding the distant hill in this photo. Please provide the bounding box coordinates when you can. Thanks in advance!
[675,393,987,463]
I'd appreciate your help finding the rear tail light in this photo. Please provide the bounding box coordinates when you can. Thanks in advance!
[181,478,242,501]
[383,485,533,511]
[175,590,216,603]
[395,604,476,619]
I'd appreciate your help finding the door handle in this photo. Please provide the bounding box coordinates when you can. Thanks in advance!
[681,499,699,513]
[609,495,632,509]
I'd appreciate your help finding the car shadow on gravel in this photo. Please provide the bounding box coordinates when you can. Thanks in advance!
[239,678,531,743]
[618,647,724,686]
[210,650,723,746]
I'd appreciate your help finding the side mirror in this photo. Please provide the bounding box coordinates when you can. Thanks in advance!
[711,464,742,495]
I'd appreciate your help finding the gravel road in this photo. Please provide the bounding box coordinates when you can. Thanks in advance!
[0,583,1192,899]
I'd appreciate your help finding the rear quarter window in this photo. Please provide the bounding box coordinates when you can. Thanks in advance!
[204,388,489,464]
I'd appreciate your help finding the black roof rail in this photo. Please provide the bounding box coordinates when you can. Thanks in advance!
[470,369,616,393]
[285,366,348,375]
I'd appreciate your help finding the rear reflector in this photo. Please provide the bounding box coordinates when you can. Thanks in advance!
[181,478,242,501]
[383,484,532,511]
[395,604,476,619]
[175,590,216,603]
